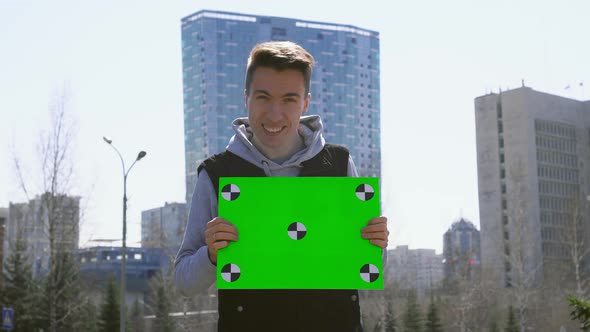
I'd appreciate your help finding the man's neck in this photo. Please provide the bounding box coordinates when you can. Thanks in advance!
[253,134,305,164]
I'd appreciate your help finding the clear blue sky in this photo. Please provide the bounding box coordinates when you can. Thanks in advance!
[1,0,588,253]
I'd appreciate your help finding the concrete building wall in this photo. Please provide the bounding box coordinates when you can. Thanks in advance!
[475,87,590,288]
[141,202,187,258]
[386,245,443,297]
[4,194,80,277]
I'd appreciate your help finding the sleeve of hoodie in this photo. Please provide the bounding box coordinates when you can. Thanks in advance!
[174,169,218,296]
[347,155,388,267]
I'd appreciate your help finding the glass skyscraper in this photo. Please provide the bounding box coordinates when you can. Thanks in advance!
[181,10,381,203]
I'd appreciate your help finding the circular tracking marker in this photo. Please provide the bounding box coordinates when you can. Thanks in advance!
[221,263,241,282]
[360,264,380,283]
[221,184,240,201]
[288,222,307,240]
[355,184,375,201]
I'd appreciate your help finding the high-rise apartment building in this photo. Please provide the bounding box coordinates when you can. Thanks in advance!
[141,202,187,257]
[475,86,590,287]
[386,245,444,297]
[4,193,80,277]
[181,10,381,203]
[442,218,481,283]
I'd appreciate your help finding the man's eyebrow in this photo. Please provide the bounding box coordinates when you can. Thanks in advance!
[252,90,271,96]
[252,90,302,98]
[281,93,301,98]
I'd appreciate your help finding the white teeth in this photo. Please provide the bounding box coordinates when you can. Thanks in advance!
[265,126,282,133]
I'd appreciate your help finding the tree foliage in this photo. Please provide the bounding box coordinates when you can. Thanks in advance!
[403,290,422,332]
[98,277,121,332]
[153,275,175,332]
[12,88,84,332]
[1,236,41,331]
[488,320,500,332]
[567,295,590,331]
[505,305,519,332]
[74,298,98,332]
[425,300,443,332]
[129,297,145,332]
[384,300,398,332]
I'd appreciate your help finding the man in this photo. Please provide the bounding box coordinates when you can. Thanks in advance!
[175,41,389,332]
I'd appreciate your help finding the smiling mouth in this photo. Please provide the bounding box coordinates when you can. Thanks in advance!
[263,125,285,134]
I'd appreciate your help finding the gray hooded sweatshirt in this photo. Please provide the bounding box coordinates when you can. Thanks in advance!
[174,115,383,296]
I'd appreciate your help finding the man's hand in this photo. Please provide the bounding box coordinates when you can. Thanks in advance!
[361,216,389,248]
[205,217,238,265]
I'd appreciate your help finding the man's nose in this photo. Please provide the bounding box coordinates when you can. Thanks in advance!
[267,101,283,120]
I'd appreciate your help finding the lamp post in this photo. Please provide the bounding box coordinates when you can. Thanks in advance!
[103,136,146,332]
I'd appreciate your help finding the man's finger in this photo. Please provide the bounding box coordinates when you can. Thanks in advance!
[207,217,227,227]
[362,231,388,240]
[212,232,238,242]
[366,216,387,225]
[211,223,239,234]
[362,224,388,233]
[369,239,388,248]
[212,241,230,250]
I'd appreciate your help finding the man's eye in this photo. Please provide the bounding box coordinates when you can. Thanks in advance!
[284,98,296,103]
[256,95,268,100]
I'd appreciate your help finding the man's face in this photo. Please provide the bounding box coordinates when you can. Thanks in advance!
[245,67,310,154]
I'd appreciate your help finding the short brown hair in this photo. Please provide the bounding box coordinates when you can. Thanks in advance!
[245,41,315,95]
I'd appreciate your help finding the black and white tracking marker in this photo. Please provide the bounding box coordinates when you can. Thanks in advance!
[221,263,241,282]
[355,184,374,201]
[221,184,241,201]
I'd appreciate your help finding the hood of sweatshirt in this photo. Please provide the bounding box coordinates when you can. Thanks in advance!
[226,115,326,176]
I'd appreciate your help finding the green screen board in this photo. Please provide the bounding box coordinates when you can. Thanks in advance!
[217,177,383,290]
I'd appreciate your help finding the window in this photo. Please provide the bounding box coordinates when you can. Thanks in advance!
[271,27,286,36]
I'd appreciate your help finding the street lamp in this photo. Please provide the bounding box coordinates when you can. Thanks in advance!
[103,136,146,332]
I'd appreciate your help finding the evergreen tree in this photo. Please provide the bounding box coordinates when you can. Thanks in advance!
[154,281,175,332]
[129,297,145,332]
[98,277,120,332]
[47,251,84,331]
[403,290,423,332]
[74,298,98,332]
[424,300,443,332]
[384,300,398,332]
[505,306,519,332]
[1,236,41,331]
[488,320,500,332]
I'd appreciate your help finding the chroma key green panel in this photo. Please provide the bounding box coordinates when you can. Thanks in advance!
[217,177,383,290]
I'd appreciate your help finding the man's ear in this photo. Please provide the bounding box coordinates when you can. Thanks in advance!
[244,89,249,111]
[303,93,311,114]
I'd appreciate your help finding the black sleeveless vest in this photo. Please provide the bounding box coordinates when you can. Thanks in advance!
[198,144,363,332]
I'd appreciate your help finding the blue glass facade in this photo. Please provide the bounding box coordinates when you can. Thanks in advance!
[76,246,170,293]
[442,218,481,282]
[181,10,381,203]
